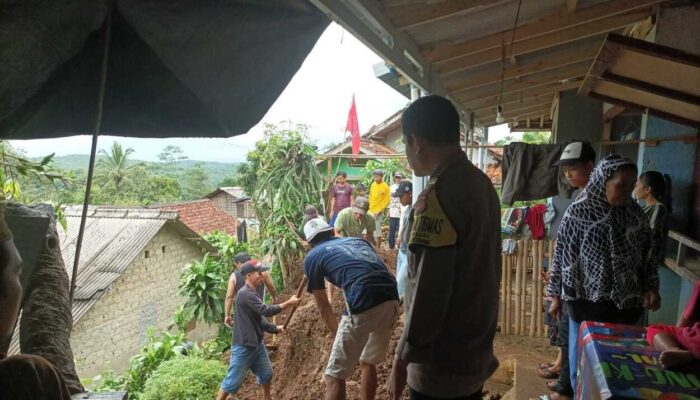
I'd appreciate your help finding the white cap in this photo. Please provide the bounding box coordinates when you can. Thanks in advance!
[553,141,596,166]
[303,217,333,242]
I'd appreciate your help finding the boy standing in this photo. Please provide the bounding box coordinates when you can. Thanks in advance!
[368,170,390,249]
[329,171,353,226]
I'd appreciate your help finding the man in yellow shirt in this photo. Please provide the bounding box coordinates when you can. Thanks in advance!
[368,169,391,249]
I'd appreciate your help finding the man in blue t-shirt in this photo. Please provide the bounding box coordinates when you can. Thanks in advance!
[302,217,399,400]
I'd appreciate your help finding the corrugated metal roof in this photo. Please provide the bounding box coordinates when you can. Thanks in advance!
[9,205,216,355]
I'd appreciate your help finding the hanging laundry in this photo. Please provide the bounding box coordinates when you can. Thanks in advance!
[501,142,576,205]
[501,207,527,235]
[525,203,547,240]
[502,238,517,254]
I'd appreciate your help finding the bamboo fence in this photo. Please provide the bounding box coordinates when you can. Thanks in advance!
[499,239,554,338]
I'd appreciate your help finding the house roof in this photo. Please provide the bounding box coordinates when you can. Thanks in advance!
[60,206,216,325]
[204,186,248,200]
[9,205,216,355]
[153,199,238,235]
[362,108,405,141]
[322,139,397,157]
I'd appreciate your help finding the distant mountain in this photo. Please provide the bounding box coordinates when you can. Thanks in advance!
[35,154,240,188]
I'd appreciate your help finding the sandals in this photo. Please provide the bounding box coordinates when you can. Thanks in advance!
[538,362,555,369]
[536,367,560,379]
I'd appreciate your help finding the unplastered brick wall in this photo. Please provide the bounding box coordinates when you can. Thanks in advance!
[70,226,205,377]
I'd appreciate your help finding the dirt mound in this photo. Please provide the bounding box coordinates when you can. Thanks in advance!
[235,249,523,399]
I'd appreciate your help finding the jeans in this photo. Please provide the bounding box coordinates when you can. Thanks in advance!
[568,318,581,395]
[396,249,408,298]
[221,343,273,394]
[410,387,482,400]
[388,217,400,249]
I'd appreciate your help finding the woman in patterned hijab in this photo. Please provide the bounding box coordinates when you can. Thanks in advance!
[547,154,661,393]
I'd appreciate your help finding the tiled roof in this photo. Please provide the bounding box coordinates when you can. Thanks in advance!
[486,163,502,186]
[157,199,237,235]
[322,138,398,156]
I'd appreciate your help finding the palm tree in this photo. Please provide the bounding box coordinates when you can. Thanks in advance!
[96,141,136,192]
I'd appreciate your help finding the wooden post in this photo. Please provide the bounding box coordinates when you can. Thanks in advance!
[529,240,539,337]
[537,240,546,336]
[283,276,308,329]
[514,241,524,335]
[500,255,507,333]
[519,240,528,335]
[505,255,512,335]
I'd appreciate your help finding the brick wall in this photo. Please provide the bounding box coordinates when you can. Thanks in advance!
[70,226,208,377]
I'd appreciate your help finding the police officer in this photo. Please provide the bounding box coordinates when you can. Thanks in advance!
[389,95,501,400]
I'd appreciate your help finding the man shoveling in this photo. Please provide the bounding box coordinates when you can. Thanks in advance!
[302,217,399,400]
[217,260,300,400]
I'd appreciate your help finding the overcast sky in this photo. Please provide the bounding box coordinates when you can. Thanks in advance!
[11,23,509,163]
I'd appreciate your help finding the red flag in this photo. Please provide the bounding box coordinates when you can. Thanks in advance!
[346,95,360,155]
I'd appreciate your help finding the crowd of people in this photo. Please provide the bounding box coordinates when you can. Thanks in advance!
[537,142,698,400]
[1,95,697,400]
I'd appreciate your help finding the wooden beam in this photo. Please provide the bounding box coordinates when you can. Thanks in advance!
[601,72,700,105]
[443,39,600,92]
[310,0,444,98]
[454,62,589,104]
[460,79,583,111]
[604,104,626,122]
[423,0,663,62]
[434,8,653,74]
[477,104,553,121]
[384,0,503,30]
[472,93,555,115]
[567,0,579,13]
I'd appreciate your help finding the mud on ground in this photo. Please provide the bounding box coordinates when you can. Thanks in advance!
[234,249,553,399]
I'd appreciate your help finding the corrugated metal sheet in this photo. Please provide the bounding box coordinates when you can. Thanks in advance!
[9,205,215,355]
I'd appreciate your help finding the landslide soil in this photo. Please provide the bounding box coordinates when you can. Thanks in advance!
[234,249,552,399]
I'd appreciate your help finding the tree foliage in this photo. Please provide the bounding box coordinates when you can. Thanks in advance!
[96,141,138,192]
[236,123,324,287]
[495,131,551,146]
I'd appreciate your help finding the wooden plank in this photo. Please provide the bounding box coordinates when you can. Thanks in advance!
[604,104,626,122]
[669,230,700,252]
[477,105,553,123]
[444,42,600,92]
[529,240,539,337]
[589,82,700,125]
[455,62,590,104]
[473,95,554,115]
[505,255,513,334]
[385,0,502,30]
[461,79,583,111]
[608,49,700,95]
[434,9,652,74]
[500,253,507,332]
[423,0,662,62]
[567,0,579,13]
[601,72,700,105]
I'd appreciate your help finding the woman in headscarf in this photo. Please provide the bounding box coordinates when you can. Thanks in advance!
[546,155,661,393]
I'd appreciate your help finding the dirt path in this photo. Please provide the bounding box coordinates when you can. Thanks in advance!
[234,249,555,399]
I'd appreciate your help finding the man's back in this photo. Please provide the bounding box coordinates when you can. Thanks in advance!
[400,152,501,397]
[304,237,397,314]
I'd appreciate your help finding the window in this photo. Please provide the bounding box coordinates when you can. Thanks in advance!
[347,159,368,168]
[144,250,150,259]
[162,246,166,254]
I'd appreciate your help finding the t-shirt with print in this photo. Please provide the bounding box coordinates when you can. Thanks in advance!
[304,237,398,314]
[331,183,354,215]
[389,183,402,218]
[334,207,375,238]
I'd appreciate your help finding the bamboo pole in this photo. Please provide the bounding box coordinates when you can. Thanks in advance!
[536,240,545,336]
[500,254,507,333]
[529,240,538,337]
[505,254,512,335]
[514,241,523,335]
[520,240,528,335]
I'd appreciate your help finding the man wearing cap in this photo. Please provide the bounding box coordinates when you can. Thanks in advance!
[217,260,301,400]
[389,95,501,400]
[541,141,596,400]
[302,217,399,400]
[388,172,405,250]
[224,252,278,327]
[393,180,413,300]
[368,170,391,249]
[333,196,376,245]
[329,171,354,226]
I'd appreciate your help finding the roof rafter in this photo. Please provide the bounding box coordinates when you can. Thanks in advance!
[424,0,664,63]
[434,8,654,74]
[460,79,583,111]
[384,0,507,30]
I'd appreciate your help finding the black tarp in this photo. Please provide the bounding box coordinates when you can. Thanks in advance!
[0,0,329,139]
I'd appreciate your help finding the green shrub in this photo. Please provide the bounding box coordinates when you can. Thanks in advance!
[125,329,188,398]
[179,254,227,325]
[141,357,227,400]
